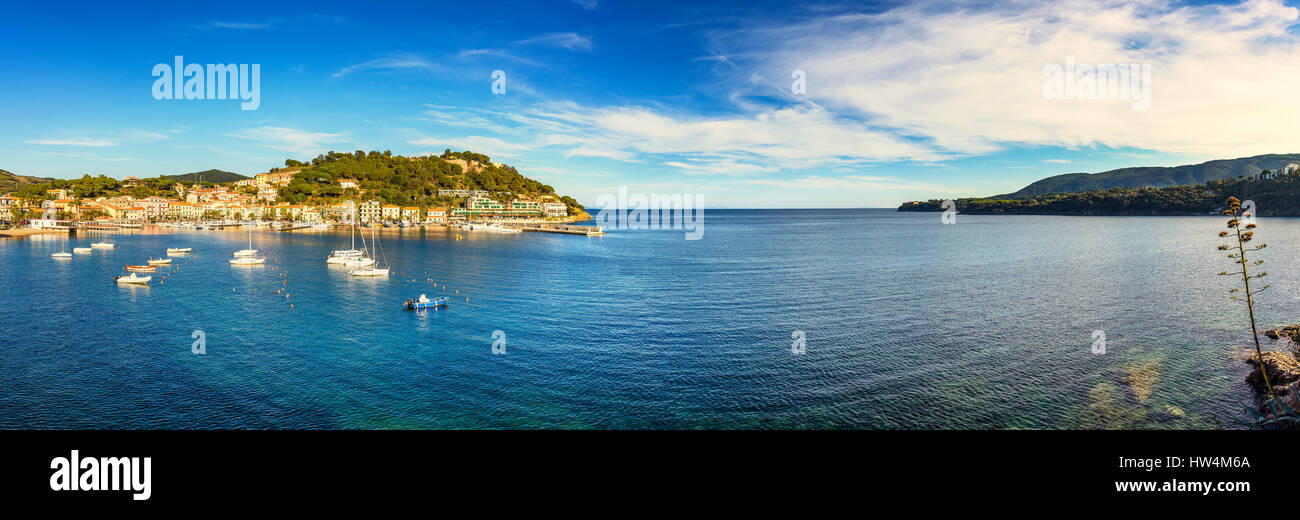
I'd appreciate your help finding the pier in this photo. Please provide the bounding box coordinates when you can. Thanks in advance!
[517,223,604,236]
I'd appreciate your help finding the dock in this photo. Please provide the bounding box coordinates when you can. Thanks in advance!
[518,223,605,236]
[0,228,68,238]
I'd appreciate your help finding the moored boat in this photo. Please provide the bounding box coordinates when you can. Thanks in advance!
[73,247,93,254]
[91,242,115,249]
[147,258,172,265]
[229,256,266,265]
[114,273,151,284]
[125,264,157,272]
[404,294,447,309]
[51,252,72,259]
[166,247,191,253]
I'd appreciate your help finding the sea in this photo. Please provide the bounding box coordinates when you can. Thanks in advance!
[0,209,1289,429]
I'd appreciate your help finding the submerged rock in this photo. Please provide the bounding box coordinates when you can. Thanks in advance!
[1263,324,1300,342]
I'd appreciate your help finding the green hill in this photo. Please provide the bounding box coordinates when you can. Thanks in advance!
[164,169,248,183]
[995,153,1300,198]
[0,169,56,193]
[276,149,585,215]
[899,173,1300,216]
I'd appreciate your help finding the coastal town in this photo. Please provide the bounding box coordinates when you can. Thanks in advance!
[0,167,580,235]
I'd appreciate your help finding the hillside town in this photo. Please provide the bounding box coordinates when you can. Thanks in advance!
[0,169,572,231]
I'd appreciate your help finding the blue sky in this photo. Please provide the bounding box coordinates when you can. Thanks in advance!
[3,0,1298,207]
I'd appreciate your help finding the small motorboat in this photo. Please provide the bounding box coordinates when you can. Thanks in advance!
[114,273,151,284]
[51,252,72,259]
[147,258,173,265]
[349,267,389,277]
[73,247,93,254]
[404,294,447,309]
[91,242,115,249]
[166,247,192,253]
[229,256,266,265]
[125,264,157,272]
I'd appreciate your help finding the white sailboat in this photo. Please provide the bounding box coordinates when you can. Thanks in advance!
[349,224,389,277]
[229,256,266,265]
[233,226,258,257]
[230,226,264,264]
[327,206,364,264]
[73,247,93,254]
[91,242,115,249]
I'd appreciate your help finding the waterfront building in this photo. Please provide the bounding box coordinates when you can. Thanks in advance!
[542,202,568,217]
[402,207,419,221]
[359,200,382,222]
[381,204,400,220]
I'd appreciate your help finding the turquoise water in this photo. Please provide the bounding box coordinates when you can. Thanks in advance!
[0,210,1289,429]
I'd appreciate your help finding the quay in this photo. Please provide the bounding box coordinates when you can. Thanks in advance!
[518,223,604,236]
[0,228,67,238]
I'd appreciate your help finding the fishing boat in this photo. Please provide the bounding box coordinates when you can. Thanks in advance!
[114,273,151,284]
[166,247,192,253]
[51,252,72,259]
[349,224,390,277]
[73,247,93,254]
[147,257,172,265]
[232,226,258,257]
[91,242,115,249]
[125,264,157,272]
[404,294,447,309]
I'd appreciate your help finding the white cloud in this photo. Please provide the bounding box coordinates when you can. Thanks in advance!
[25,138,115,147]
[713,0,1300,160]
[332,56,440,78]
[516,32,594,52]
[229,126,347,155]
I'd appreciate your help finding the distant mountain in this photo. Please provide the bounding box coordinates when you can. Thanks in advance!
[0,169,56,193]
[163,169,248,184]
[996,153,1300,198]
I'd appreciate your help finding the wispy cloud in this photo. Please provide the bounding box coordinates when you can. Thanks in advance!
[332,56,440,78]
[197,20,272,30]
[572,0,597,10]
[25,138,115,147]
[515,32,594,52]
[229,126,347,155]
[1043,159,1071,164]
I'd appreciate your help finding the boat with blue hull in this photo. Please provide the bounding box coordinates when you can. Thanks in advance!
[404,295,447,310]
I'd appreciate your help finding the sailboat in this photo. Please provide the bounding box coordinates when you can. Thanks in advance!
[343,226,375,267]
[349,224,389,277]
[327,206,364,264]
[233,225,258,257]
[230,225,265,265]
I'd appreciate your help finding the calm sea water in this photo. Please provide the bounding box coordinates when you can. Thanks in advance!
[0,209,1290,429]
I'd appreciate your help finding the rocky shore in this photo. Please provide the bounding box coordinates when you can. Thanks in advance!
[1247,326,1300,417]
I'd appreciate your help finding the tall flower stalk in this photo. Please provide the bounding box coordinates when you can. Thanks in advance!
[1216,196,1277,401]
